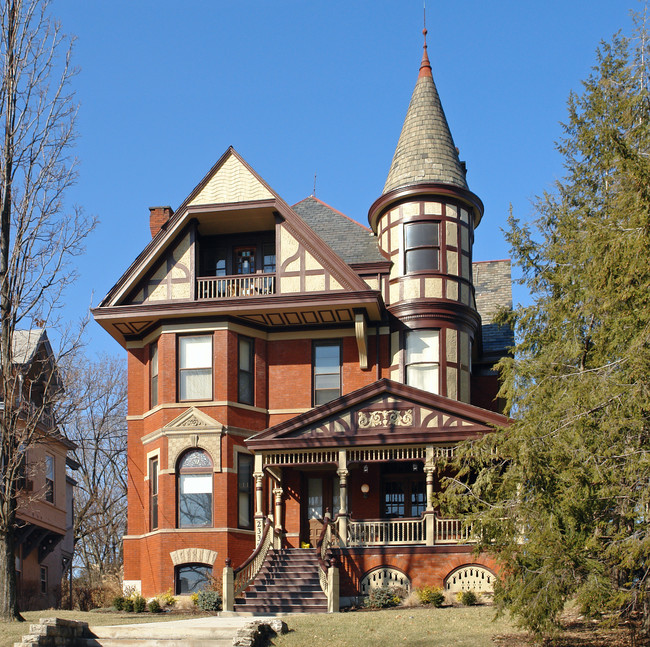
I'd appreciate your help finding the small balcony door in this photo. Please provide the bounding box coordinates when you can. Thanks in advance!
[302,474,341,547]
[235,247,256,274]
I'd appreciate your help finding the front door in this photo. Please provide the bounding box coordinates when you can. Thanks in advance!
[302,474,340,547]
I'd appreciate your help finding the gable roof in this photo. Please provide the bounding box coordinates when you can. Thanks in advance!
[291,197,386,265]
[247,378,509,451]
[98,148,373,309]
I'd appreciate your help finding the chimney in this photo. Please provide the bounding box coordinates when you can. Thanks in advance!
[149,206,174,238]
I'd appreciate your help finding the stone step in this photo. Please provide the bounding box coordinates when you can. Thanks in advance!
[243,591,325,602]
[248,583,322,593]
[235,604,327,614]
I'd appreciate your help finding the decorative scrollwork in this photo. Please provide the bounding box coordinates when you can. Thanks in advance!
[358,409,413,428]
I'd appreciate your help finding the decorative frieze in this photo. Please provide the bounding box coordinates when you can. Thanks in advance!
[358,409,413,428]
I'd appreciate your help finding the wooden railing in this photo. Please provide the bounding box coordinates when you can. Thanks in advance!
[233,517,274,597]
[346,514,474,547]
[434,516,473,544]
[196,273,275,300]
[347,516,425,546]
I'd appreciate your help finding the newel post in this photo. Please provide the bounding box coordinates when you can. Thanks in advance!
[424,465,436,546]
[222,557,234,612]
[273,487,283,549]
[327,556,340,613]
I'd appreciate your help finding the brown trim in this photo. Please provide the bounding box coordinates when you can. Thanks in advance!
[368,183,484,234]
[387,300,480,335]
[339,545,476,556]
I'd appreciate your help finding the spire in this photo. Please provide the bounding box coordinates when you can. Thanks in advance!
[382,28,468,194]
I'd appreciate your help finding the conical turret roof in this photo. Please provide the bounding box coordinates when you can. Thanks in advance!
[383,31,468,194]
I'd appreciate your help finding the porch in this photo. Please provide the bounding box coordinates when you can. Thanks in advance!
[250,444,473,550]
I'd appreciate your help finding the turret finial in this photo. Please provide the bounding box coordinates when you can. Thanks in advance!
[419,6,432,78]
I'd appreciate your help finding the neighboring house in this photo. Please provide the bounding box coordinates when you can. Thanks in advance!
[8,329,76,610]
[93,34,513,608]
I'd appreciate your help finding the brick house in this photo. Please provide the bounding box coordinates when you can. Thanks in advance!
[93,33,512,610]
[10,329,76,610]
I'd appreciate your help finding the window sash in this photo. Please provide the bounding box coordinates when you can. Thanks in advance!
[238,337,254,405]
[313,341,341,405]
[179,335,212,401]
[150,343,159,408]
[406,330,440,394]
[404,222,440,273]
[150,458,159,531]
[179,473,213,528]
[237,454,253,529]
[45,455,54,503]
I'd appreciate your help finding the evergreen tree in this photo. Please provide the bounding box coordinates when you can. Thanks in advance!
[437,24,650,637]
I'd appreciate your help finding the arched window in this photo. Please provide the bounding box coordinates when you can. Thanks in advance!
[177,449,213,528]
[175,563,212,595]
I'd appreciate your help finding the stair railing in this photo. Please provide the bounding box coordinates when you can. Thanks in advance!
[233,516,274,597]
[316,511,340,612]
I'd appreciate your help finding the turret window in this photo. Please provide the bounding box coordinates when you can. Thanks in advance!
[405,330,439,393]
[404,222,439,272]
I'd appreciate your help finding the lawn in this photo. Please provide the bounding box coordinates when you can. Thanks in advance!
[271,605,524,647]
[0,608,195,647]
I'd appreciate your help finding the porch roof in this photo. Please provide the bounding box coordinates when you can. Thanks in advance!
[247,379,510,451]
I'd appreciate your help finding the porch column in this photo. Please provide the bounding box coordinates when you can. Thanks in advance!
[337,468,349,545]
[254,453,265,544]
[273,487,283,549]
[424,465,436,546]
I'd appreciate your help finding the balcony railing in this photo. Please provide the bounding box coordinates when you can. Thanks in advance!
[345,514,474,547]
[196,273,276,300]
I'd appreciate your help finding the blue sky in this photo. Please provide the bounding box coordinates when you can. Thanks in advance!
[53,1,635,357]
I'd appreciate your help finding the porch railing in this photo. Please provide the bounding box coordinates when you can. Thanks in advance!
[347,516,425,546]
[196,273,275,300]
[344,514,474,547]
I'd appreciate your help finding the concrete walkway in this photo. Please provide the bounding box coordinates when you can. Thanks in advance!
[82,614,285,647]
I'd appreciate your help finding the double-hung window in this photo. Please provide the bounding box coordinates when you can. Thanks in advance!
[405,330,440,394]
[238,336,254,405]
[150,342,159,408]
[404,221,440,273]
[178,335,212,401]
[45,455,55,503]
[150,457,159,531]
[178,449,213,528]
[237,453,253,529]
[313,341,341,406]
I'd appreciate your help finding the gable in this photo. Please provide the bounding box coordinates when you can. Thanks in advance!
[188,154,274,206]
[247,379,509,451]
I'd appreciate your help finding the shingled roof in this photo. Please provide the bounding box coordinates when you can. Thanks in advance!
[383,33,468,194]
[292,196,386,265]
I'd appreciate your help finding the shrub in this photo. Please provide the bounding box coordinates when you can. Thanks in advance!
[458,590,479,606]
[190,592,200,606]
[158,588,177,607]
[196,590,222,612]
[363,586,406,609]
[416,585,445,607]
[133,594,147,613]
[123,598,134,612]
[112,595,125,611]
[148,598,162,613]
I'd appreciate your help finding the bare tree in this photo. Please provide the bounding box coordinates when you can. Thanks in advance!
[62,355,127,584]
[0,0,93,621]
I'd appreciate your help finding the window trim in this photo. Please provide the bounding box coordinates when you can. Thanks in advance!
[174,563,213,595]
[237,336,255,405]
[150,341,159,409]
[312,340,342,406]
[150,457,159,531]
[403,220,440,274]
[40,565,48,595]
[178,334,213,402]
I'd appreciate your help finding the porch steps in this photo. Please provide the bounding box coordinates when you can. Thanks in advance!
[235,548,327,614]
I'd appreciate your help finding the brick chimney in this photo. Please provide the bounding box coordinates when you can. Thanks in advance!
[149,206,174,238]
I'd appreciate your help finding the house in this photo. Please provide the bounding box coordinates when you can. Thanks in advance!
[93,30,512,609]
[9,329,76,610]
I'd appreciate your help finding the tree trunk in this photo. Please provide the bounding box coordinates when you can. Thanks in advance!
[0,526,23,621]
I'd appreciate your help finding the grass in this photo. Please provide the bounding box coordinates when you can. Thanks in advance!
[0,608,197,647]
[271,605,524,647]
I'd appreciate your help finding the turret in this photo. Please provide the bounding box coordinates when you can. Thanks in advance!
[368,28,483,404]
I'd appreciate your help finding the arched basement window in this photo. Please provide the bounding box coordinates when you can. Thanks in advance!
[178,449,213,528]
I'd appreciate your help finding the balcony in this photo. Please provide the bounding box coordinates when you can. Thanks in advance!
[196,273,276,300]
